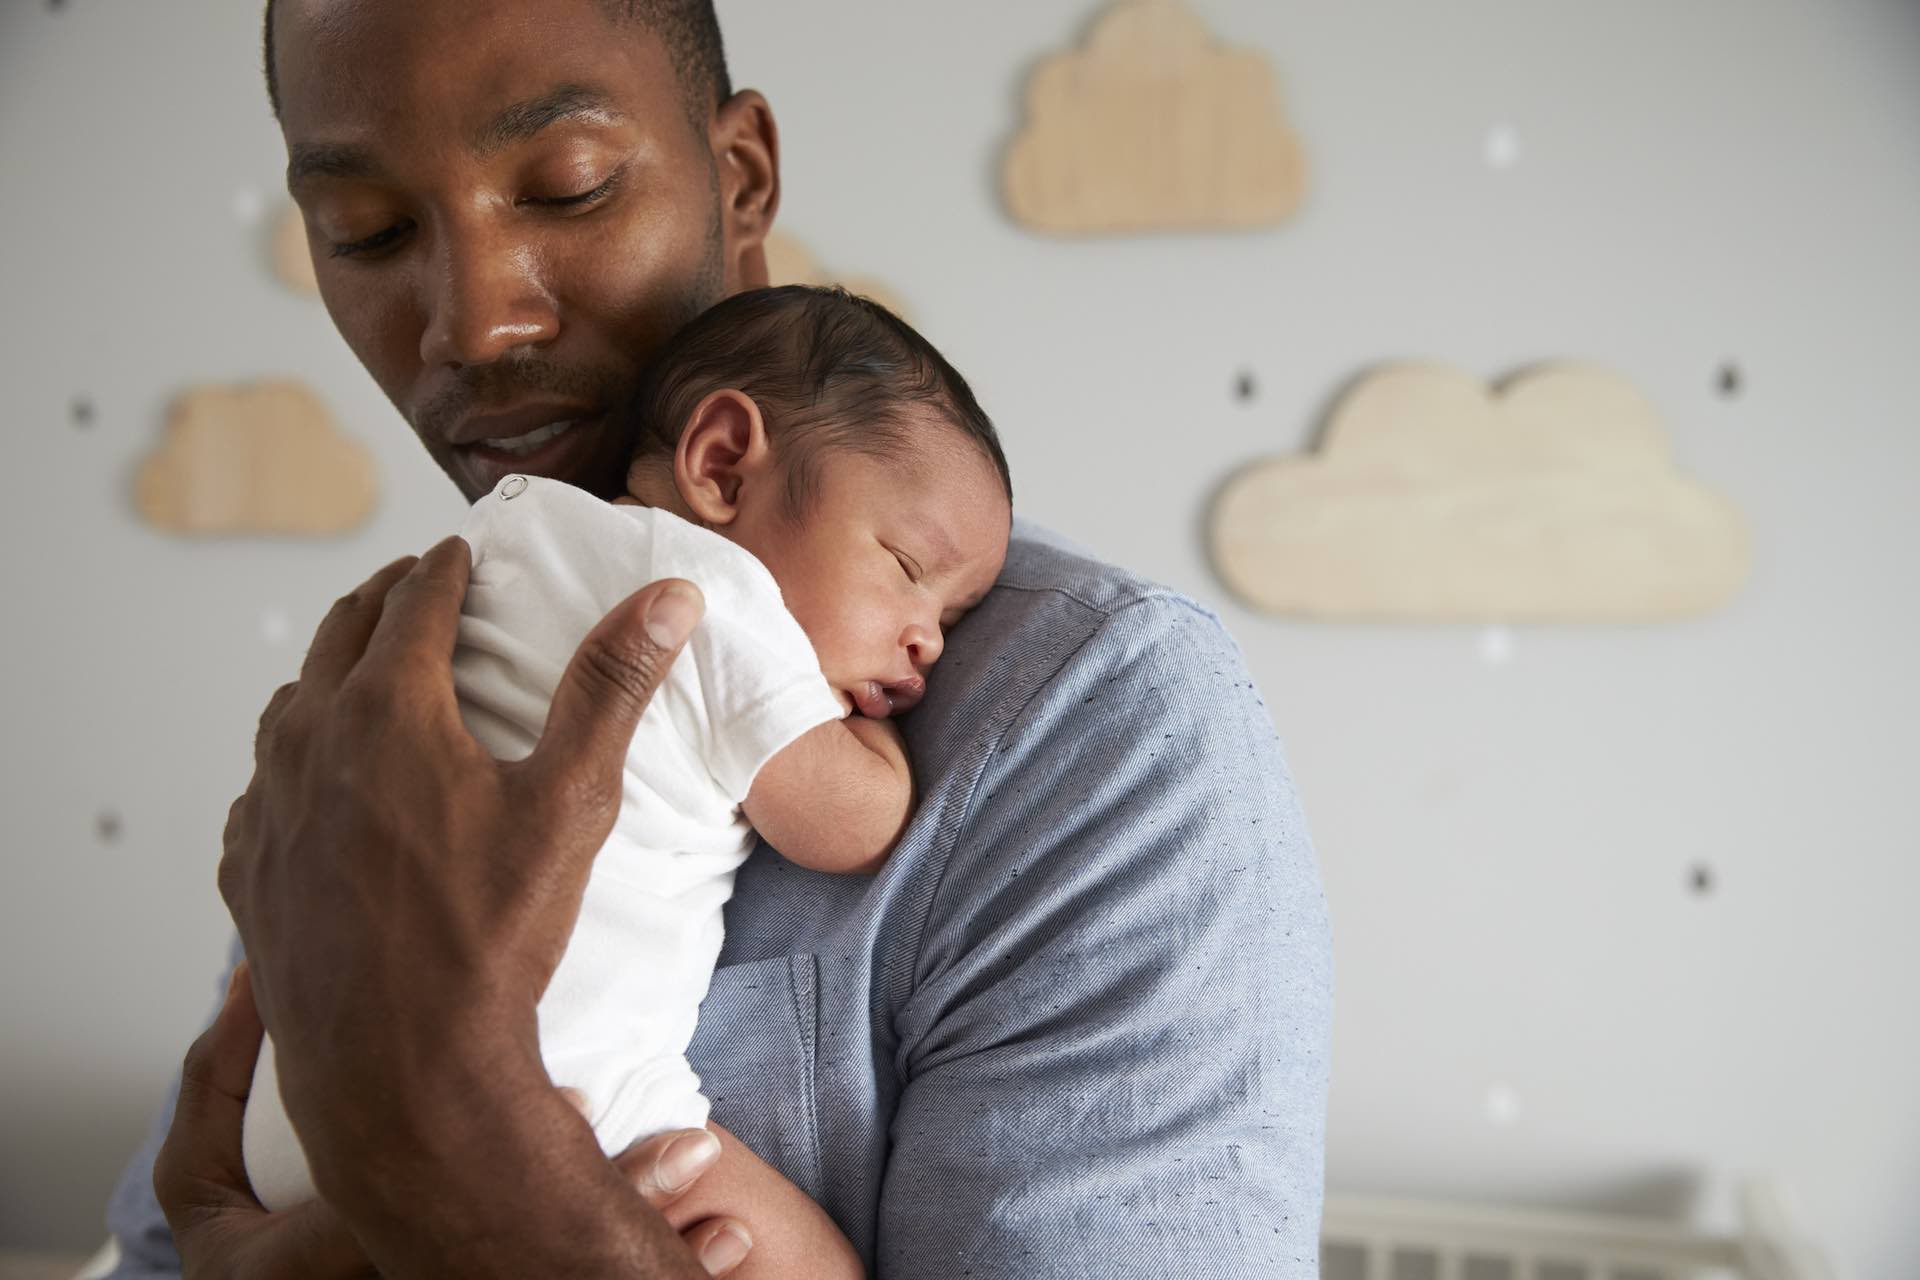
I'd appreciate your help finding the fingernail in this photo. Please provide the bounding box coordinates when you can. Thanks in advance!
[699,1223,752,1274]
[658,1130,721,1193]
[223,963,247,1006]
[645,583,703,649]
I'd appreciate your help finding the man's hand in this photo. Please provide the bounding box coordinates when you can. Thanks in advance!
[215,540,719,1275]
[156,965,756,1277]
[154,965,370,1279]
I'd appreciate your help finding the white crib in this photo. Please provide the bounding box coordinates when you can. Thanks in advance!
[1320,1180,1835,1280]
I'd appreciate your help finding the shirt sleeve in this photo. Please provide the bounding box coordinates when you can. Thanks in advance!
[100,935,245,1278]
[877,595,1333,1279]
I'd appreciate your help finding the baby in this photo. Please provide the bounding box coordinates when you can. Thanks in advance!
[239,285,1013,1270]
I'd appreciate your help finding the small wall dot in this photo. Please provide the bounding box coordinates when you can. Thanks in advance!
[1234,371,1258,403]
[1484,1083,1521,1127]
[232,185,266,225]
[71,397,95,428]
[1484,124,1521,171]
[1477,625,1515,667]
[1689,863,1716,896]
[96,811,122,844]
[1717,363,1743,397]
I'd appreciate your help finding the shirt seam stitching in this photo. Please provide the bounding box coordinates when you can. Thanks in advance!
[898,590,1211,1023]
[989,576,1178,619]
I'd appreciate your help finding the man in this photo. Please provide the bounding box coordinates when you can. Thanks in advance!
[104,1,1332,1275]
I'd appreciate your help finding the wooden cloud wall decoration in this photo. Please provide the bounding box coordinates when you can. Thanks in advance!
[763,231,912,322]
[1209,365,1752,622]
[136,380,378,537]
[272,203,319,296]
[1003,0,1307,234]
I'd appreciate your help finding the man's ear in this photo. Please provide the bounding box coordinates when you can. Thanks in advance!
[673,390,774,526]
[711,90,780,292]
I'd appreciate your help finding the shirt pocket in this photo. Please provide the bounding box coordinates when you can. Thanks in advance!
[688,953,826,1203]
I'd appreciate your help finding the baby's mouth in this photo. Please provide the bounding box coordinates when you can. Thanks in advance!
[850,677,926,720]
[850,683,894,719]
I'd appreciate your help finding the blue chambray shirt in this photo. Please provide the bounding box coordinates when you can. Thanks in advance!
[104,522,1333,1277]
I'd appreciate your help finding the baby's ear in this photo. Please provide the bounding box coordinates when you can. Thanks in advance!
[621,453,679,511]
[673,389,772,526]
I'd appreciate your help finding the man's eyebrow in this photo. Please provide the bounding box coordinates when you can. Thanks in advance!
[286,142,382,190]
[284,85,623,191]
[475,84,624,155]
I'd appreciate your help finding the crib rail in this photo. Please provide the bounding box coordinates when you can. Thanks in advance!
[1320,1180,1836,1280]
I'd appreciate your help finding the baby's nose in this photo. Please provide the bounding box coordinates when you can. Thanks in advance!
[905,624,943,669]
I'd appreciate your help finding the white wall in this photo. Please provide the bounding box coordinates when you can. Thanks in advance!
[3,1,1916,1274]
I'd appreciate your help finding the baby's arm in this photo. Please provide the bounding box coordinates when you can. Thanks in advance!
[742,716,912,875]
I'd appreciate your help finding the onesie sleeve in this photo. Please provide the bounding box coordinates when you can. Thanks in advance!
[675,542,846,804]
[457,477,843,802]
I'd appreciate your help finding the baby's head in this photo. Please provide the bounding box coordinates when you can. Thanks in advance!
[623,286,1012,719]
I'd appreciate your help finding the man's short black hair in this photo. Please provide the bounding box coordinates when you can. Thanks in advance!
[630,285,1013,515]
[262,0,733,126]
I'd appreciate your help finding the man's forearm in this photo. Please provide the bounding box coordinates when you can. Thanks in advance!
[306,1050,705,1278]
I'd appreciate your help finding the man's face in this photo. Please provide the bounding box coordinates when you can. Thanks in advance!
[274,0,777,501]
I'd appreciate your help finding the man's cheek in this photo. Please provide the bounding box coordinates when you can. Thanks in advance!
[322,292,419,405]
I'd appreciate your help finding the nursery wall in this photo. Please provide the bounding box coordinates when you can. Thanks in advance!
[2,1,1916,1275]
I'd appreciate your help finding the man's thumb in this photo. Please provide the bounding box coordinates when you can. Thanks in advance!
[530,579,704,800]
[155,964,263,1216]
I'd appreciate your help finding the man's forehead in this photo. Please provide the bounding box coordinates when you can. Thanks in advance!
[274,0,658,129]
[277,0,617,46]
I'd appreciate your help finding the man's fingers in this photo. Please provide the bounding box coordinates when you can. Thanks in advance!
[183,964,263,1108]
[155,964,263,1221]
[685,1219,754,1276]
[610,1127,722,1209]
[525,579,703,808]
[300,556,420,689]
[351,537,473,703]
[605,1123,754,1274]
[272,1198,379,1279]
[254,682,300,752]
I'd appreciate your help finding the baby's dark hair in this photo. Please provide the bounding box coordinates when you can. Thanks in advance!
[628,285,1011,515]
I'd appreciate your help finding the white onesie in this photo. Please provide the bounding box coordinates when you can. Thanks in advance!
[241,473,845,1211]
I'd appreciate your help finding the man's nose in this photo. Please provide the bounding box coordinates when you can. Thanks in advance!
[417,222,560,367]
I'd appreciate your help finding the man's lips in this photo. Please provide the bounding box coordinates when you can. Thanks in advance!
[446,402,601,449]
[447,408,609,496]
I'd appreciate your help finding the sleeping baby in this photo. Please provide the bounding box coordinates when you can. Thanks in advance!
[239,284,1013,1270]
